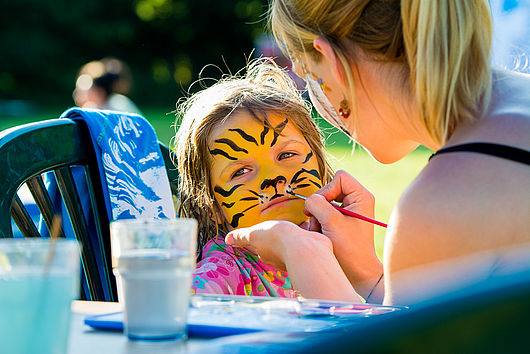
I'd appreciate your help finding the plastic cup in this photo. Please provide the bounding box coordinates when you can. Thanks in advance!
[0,238,80,354]
[110,218,197,341]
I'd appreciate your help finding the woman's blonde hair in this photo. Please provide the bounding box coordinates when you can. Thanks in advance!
[270,0,493,145]
[173,58,333,255]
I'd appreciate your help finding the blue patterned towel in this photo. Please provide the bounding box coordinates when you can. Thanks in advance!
[61,107,175,221]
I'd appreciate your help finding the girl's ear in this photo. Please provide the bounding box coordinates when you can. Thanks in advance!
[313,38,348,90]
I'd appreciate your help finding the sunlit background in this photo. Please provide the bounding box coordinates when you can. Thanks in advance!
[1,0,529,257]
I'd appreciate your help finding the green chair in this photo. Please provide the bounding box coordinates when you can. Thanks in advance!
[0,118,179,301]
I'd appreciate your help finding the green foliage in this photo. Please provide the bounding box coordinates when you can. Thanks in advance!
[0,0,267,110]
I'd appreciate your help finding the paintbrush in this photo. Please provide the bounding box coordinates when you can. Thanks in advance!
[288,191,388,228]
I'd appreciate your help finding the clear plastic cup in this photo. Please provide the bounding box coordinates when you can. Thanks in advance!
[0,238,80,354]
[110,218,197,341]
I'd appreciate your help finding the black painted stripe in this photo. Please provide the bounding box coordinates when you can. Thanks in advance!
[291,176,307,184]
[290,169,304,184]
[228,128,258,145]
[260,126,269,145]
[290,168,320,184]
[242,204,259,213]
[304,168,321,179]
[309,179,322,189]
[269,193,283,201]
[222,202,235,208]
[229,204,258,228]
[209,148,237,160]
[294,183,311,189]
[214,138,248,154]
[214,184,244,197]
[230,213,244,228]
[240,196,258,201]
[247,190,260,197]
[303,151,313,164]
[270,118,289,147]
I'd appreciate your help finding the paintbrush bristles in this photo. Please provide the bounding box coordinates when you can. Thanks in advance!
[286,191,306,200]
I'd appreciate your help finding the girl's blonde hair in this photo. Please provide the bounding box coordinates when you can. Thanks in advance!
[270,0,493,145]
[173,58,333,255]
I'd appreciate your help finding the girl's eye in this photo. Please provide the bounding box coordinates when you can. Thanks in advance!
[232,167,250,179]
[278,152,296,160]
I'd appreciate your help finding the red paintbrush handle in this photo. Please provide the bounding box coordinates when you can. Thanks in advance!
[332,204,388,228]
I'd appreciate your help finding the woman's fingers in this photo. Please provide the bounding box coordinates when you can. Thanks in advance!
[305,193,342,226]
[226,220,277,246]
[225,221,295,269]
[308,215,322,232]
[225,229,252,248]
[318,170,373,205]
[300,170,380,293]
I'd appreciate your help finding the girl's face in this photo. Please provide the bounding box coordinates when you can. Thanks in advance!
[208,110,322,229]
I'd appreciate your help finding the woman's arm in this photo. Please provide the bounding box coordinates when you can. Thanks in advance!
[305,170,384,299]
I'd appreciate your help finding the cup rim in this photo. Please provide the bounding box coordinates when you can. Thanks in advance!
[0,238,78,249]
[110,218,198,227]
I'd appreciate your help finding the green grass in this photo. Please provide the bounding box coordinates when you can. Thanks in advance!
[1,109,431,259]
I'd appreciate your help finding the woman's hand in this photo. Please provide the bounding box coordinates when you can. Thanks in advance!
[226,220,362,302]
[225,220,332,270]
[305,170,383,299]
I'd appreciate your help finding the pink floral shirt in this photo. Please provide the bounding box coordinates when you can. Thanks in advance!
[191,237,297,298]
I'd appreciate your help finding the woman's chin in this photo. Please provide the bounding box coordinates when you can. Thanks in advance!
[364,144,419,164]
[368,150,399,164]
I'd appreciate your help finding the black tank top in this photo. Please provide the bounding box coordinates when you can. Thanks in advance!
[429,142,530,165]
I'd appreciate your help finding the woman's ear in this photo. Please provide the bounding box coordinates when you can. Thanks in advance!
[313,38,348,90]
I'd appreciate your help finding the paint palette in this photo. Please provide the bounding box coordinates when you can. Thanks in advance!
[85,294,405,338]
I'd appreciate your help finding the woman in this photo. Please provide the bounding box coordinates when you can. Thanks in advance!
[225,0,530,305]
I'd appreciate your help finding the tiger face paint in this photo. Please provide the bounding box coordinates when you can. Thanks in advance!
[209,110,322,230]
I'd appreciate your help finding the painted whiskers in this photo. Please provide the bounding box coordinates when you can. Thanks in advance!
[215,162,322,228]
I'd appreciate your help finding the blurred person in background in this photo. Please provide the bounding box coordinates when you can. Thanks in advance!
[254,33,306,92]
[73,57,142,115]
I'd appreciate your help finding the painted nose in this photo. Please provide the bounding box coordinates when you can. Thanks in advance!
[260,176,287,190]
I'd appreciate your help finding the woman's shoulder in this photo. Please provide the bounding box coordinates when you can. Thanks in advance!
[489,69,530,129]
[385,147,530,273]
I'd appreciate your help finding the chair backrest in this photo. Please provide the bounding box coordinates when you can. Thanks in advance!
[0,118,179,302]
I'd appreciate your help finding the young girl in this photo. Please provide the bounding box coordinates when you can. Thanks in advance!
[174,59,333,297]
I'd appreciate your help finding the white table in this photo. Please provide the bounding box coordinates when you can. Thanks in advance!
[67,297,396,353]
[67,300,312,353]
[68,301,211,354]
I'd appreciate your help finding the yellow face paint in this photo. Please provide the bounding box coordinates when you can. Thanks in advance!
[209,111,322,229]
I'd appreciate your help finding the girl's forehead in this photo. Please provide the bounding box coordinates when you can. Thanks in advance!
[209,110,305,143]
